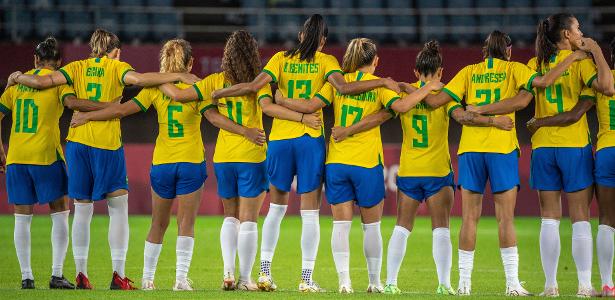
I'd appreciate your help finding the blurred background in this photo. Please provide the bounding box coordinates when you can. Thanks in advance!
[0,0,613,215]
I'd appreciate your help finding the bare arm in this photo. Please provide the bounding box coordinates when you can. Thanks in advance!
[274,89,327,114]
[70,100,141,127]
[527,98,595,134]
[578,38,615,96]
[158,83,199,103]
[11,71,67,89]
[0,113,5,173]
[123,71,200,87]
[399,82,418,94]
[259,97,322,129]
[63,95,119,112]
[423,91,455,109]
[331,109,393,142]
[211,73,271,100]
[327,72,401,94]
[470,90,534,115]
[532,50,587,88]
[450,107,514,130]
[203,108,266,146]
[390,81,443,113]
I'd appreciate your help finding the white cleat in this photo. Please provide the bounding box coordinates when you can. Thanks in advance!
[339,284,354,294]
[173,278,194,291]
[222,273,236,291]
[299,280,325,292]
[457,280,471,296]
[141,279,155,290]
[506,282,533,296]
[237,280,259,291]
[538,286,559,297]
[576,286,599,298]
[257,272,276,292]
[367,284,384,293]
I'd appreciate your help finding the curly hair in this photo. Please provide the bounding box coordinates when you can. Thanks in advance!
[159,39,192,73]
[221,30,261,84]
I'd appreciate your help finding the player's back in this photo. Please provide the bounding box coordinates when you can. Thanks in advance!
[596,69,615,151]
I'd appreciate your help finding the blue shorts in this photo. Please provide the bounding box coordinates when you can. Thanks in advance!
[397,172,455,202]
[150,161,207,199]
[267,134,325,194]
[214,162,268,198]
[325,163,384,208]
[6,161,68,205]
[596,147,615,188]
[458,151,519,194]
[530,145,594,193]
[66,142,128,201]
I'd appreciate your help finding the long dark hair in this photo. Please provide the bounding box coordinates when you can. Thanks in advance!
[610,37,615,69]
[482,30,511,61]
[416,40,442,76]
[35,37,61,69]
[284,14,328,62]
[535,13,576,68]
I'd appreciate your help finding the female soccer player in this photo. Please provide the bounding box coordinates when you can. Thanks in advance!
[275,37,445,293]
[421,30,588,296]
[156,31,319,291]
[69,38,254,291]
[8,29,199,290]
[468,15,614,297]
[208,14,399,292]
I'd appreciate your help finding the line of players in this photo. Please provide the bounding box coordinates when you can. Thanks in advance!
[2,12,614,297]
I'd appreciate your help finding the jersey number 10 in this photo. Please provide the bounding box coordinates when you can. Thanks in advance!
[14,99,38,133]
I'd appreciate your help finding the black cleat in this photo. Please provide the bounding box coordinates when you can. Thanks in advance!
[22,279,35,289]
[50,275,75,289]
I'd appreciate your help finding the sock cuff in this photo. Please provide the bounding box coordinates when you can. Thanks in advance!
[393,225,411,237]
[240,221,258,231]
[362,221,381,230]
[459,249,475,256]
[269,203,288,211]
[499,246,518,255]
[432,227,449,236]
[333,220,352,225]
[300,209,319,217]
[572,221,592,231]
[598,224,615,233]
[74,202,94,210]
[106,194,128,202]
[144,241,163,254]
[14,214,33,219]
[541,218,560,226]
[223,217,240,225]
[177,236,195,249]
[50,210,70,217]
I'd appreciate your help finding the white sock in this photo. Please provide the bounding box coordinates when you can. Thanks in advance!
[332,220,351,287]
[500,246,520,287]
[72,202,93,276]
[176,236,194,281]
[301,210,319,284]
[572,221,593,288]
[386,225,410,285]
[143,241,162,281]
[14,214,33,280]
[50,210,69,278]
[458,249,474,285]
[363,221,382,286]
[433,227,452,288]
[220,217,240,276]
[597,224,615,287]
[108,195,129,278]
[238,222,258,282]
[260,203,287,274]
[540,218,560,289]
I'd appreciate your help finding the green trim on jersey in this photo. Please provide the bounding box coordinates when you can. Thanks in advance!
[132,98,147,112]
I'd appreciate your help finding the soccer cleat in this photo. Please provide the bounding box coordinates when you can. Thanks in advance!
[383,284,401,294]
[602,285,615,297]
[75,272,92,289]
[141,279,155,290]
[366,284,384,293]
[338,284,354,294]
[457,280,471,296]
[222,273,237,291]
[256,272,276,292]
[173,278,194,291]
[49,275,75,289]
[538,286,559,297]
[21,279,35,289]
[237,280,259,291]
[576,286,600,298]
[436,284,457,295]
[110,272,137,290]
[299,280,325,292]
[506,282,533,296]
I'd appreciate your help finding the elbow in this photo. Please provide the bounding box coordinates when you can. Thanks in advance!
[336,84,350,95]
[261,105,275,117]
[246,83,260,94]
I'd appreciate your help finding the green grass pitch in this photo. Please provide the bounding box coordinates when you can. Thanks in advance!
[0,215,605,299]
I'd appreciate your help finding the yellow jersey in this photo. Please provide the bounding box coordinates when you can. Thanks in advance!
[132,83,211,165]
[528,50,597,148]
[193,72,271,163]
[315,71,399,168]
[596,70,615,151]
[262,50,343,141]
[0,69,75,165]
[59,56,134,150]
[443,57,537,154]
[398,81,461,177]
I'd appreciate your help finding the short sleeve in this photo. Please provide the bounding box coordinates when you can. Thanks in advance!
[131,87,154,112]
[58,61,77,86]
[314,82,335,106]
[445,100,463,117]
[0,86,14,115]
[579,86,597,102]
[256,84,273,102]
[527,57,539,73]
[262,52,282,83]
[442,66,470,103]
[192,74,218,101]
[198,96,216,114]
[57,84,77,105]
[379,87,401,109]
[578,58,598,88]
[513,62,539,92]
[322,54,343,81]
[116,61,135,86]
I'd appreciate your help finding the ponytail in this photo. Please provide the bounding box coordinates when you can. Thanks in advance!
[610,36,615,69]
[341,38,377,73]
[482,30,511,61]
[89,28,121,58]
[416,40,442,76]
[285,14,328,62]
[34,36,61,68]
[159,39,192,73]
[535,13,576,70]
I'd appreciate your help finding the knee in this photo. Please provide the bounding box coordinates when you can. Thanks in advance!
[151,217,170,233]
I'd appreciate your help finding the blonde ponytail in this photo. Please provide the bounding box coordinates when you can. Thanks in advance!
[89,28,120,58]
[159,39,192,73]
[341,38,377,73]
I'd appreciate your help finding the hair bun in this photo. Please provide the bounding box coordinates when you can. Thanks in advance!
[424,40,440,52]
